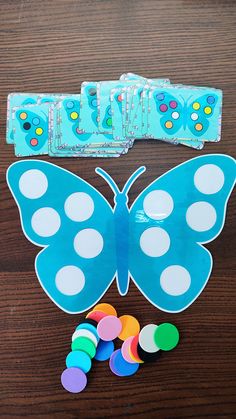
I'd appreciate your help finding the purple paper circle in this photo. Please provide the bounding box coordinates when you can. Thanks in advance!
[61,367,87,393]
[109,349,139,377]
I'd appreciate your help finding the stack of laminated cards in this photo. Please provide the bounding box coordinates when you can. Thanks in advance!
[6,73,223,158]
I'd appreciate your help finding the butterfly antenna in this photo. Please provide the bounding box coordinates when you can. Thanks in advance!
[122,166,146,195]
[95,167,120,196]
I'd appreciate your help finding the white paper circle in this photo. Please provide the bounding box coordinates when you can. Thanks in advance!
[143,190,174,220]
[194,164,224,194]
[186,201,217,232]
[55,265,85,296]
[31,207,61,237]
[19,169,48,199]
[160,265,191,296]
[140,227,170,257]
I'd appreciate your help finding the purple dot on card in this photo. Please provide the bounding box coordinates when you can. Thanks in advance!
[61,367,87,393]
[169,101,177,109]
[159,104,168,112]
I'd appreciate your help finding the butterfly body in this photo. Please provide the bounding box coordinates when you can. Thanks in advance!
[7,155,235,314]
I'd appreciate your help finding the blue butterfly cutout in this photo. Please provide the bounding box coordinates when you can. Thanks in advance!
[6,154,235,314]
[154,91,219,137]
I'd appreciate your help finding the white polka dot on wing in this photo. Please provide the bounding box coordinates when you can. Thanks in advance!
[160,265,191,296]
[31,207,61,237]
[74,228,104,258]
[191,112,198,121]
[172,111,179,120]
[194,164,224,194]
[143,190,174,220]
[140,227,170,257]
[64,192,94,222]
[186,201,217,232]
[19,169,48,199]
[55,265,85,296]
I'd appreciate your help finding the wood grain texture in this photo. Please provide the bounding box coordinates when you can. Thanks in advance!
[0,0,236,417]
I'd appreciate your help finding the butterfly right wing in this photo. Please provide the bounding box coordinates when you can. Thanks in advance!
[7,160,117,313]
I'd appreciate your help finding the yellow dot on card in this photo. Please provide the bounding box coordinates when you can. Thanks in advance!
[70,111,79,120]
[192,102,200,110]
[204,106,212,115]
[195,123,203,131]
[35,127,43,135]
[165,121,173,129]
[19,112,27,120]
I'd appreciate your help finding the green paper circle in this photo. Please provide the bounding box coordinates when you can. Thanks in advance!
[154,323,179,351]
[71,336,96,358]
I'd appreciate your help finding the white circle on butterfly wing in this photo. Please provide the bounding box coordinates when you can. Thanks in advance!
[19,169,48,199]
[194,164,225,194]
[72,329,98,347]
[160,265,191,296]
[143,190,174,220]
[191,112,198,121]
[74,228,104,258]
[139,324,160,353]
[172,111,179,120]
[186,201,217,232]
[55,265,85,296]
[64,192,94,222]
[31,207,61,237]
[140,227,170,257]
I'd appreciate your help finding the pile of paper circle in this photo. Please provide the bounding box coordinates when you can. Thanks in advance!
[61,303,179,393]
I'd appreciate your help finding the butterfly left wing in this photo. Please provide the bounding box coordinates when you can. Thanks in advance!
[7,160,117,313]
[129,155,235,312]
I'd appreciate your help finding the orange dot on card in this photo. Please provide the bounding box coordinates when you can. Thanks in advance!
[195,123,203,131]
[19,112,27,120]
[30,138,38,146]
[165,121,173,129]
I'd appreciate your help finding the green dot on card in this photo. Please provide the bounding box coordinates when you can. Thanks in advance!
[106,118,112,127]
[71,336,96,358]
[154,323,179,351]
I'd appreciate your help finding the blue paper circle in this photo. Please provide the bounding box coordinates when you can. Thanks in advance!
[66,350,92,373]
[94,340,114,361]
[109,349,139,376]
[76,322,100,341]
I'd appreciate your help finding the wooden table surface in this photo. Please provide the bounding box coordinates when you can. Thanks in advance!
[0,1,236,417]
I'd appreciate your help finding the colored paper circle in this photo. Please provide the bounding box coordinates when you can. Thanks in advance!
[94,339,114,361]
[137,343,162,363]
[23,122,31,130]
[71,336,96,358]
[30,138,38,146]
[32,117,40,126]
[156,93,165,101]
[81,318,98,327]
[97,315,122,341]
[154,323,179,351]
[204,106,212,115]
[35,127,43,135]
[121,336,137,364]
[19,112,27,120]
[118,315,140,341]
[207,95,215,104]
[138,324,160,353]
[76,322,99,341]
[109,349,139,377]
[70,111,79,120]
[61,367,87,393]
[66,101,74,109]
[72,329,98,347]
[165,120,173,129]
[129,335,144,363]
[159,104,168,112]
[93,303,117,317]
[86,310,108,323]
[169,100,177,109]
[195,123,203,131]
[192,102,200,110]
[66,350,92,373]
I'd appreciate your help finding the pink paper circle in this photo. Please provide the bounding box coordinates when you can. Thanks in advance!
[97,315,122,341]
[121,336,137,364]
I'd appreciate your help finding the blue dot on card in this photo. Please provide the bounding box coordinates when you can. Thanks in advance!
[66,101,74,109]
[207,96,215,104]
[94,340,114,361]
[107,107,112,116]
[91,99,97,107]
[32,117,40,126]
[156,93,165,101]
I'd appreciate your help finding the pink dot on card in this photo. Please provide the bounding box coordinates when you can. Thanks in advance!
[121,336,137,364]
[159,104,168,112]
[30,138,38,146]
[97,315,122,341]
[169,101,177,109]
